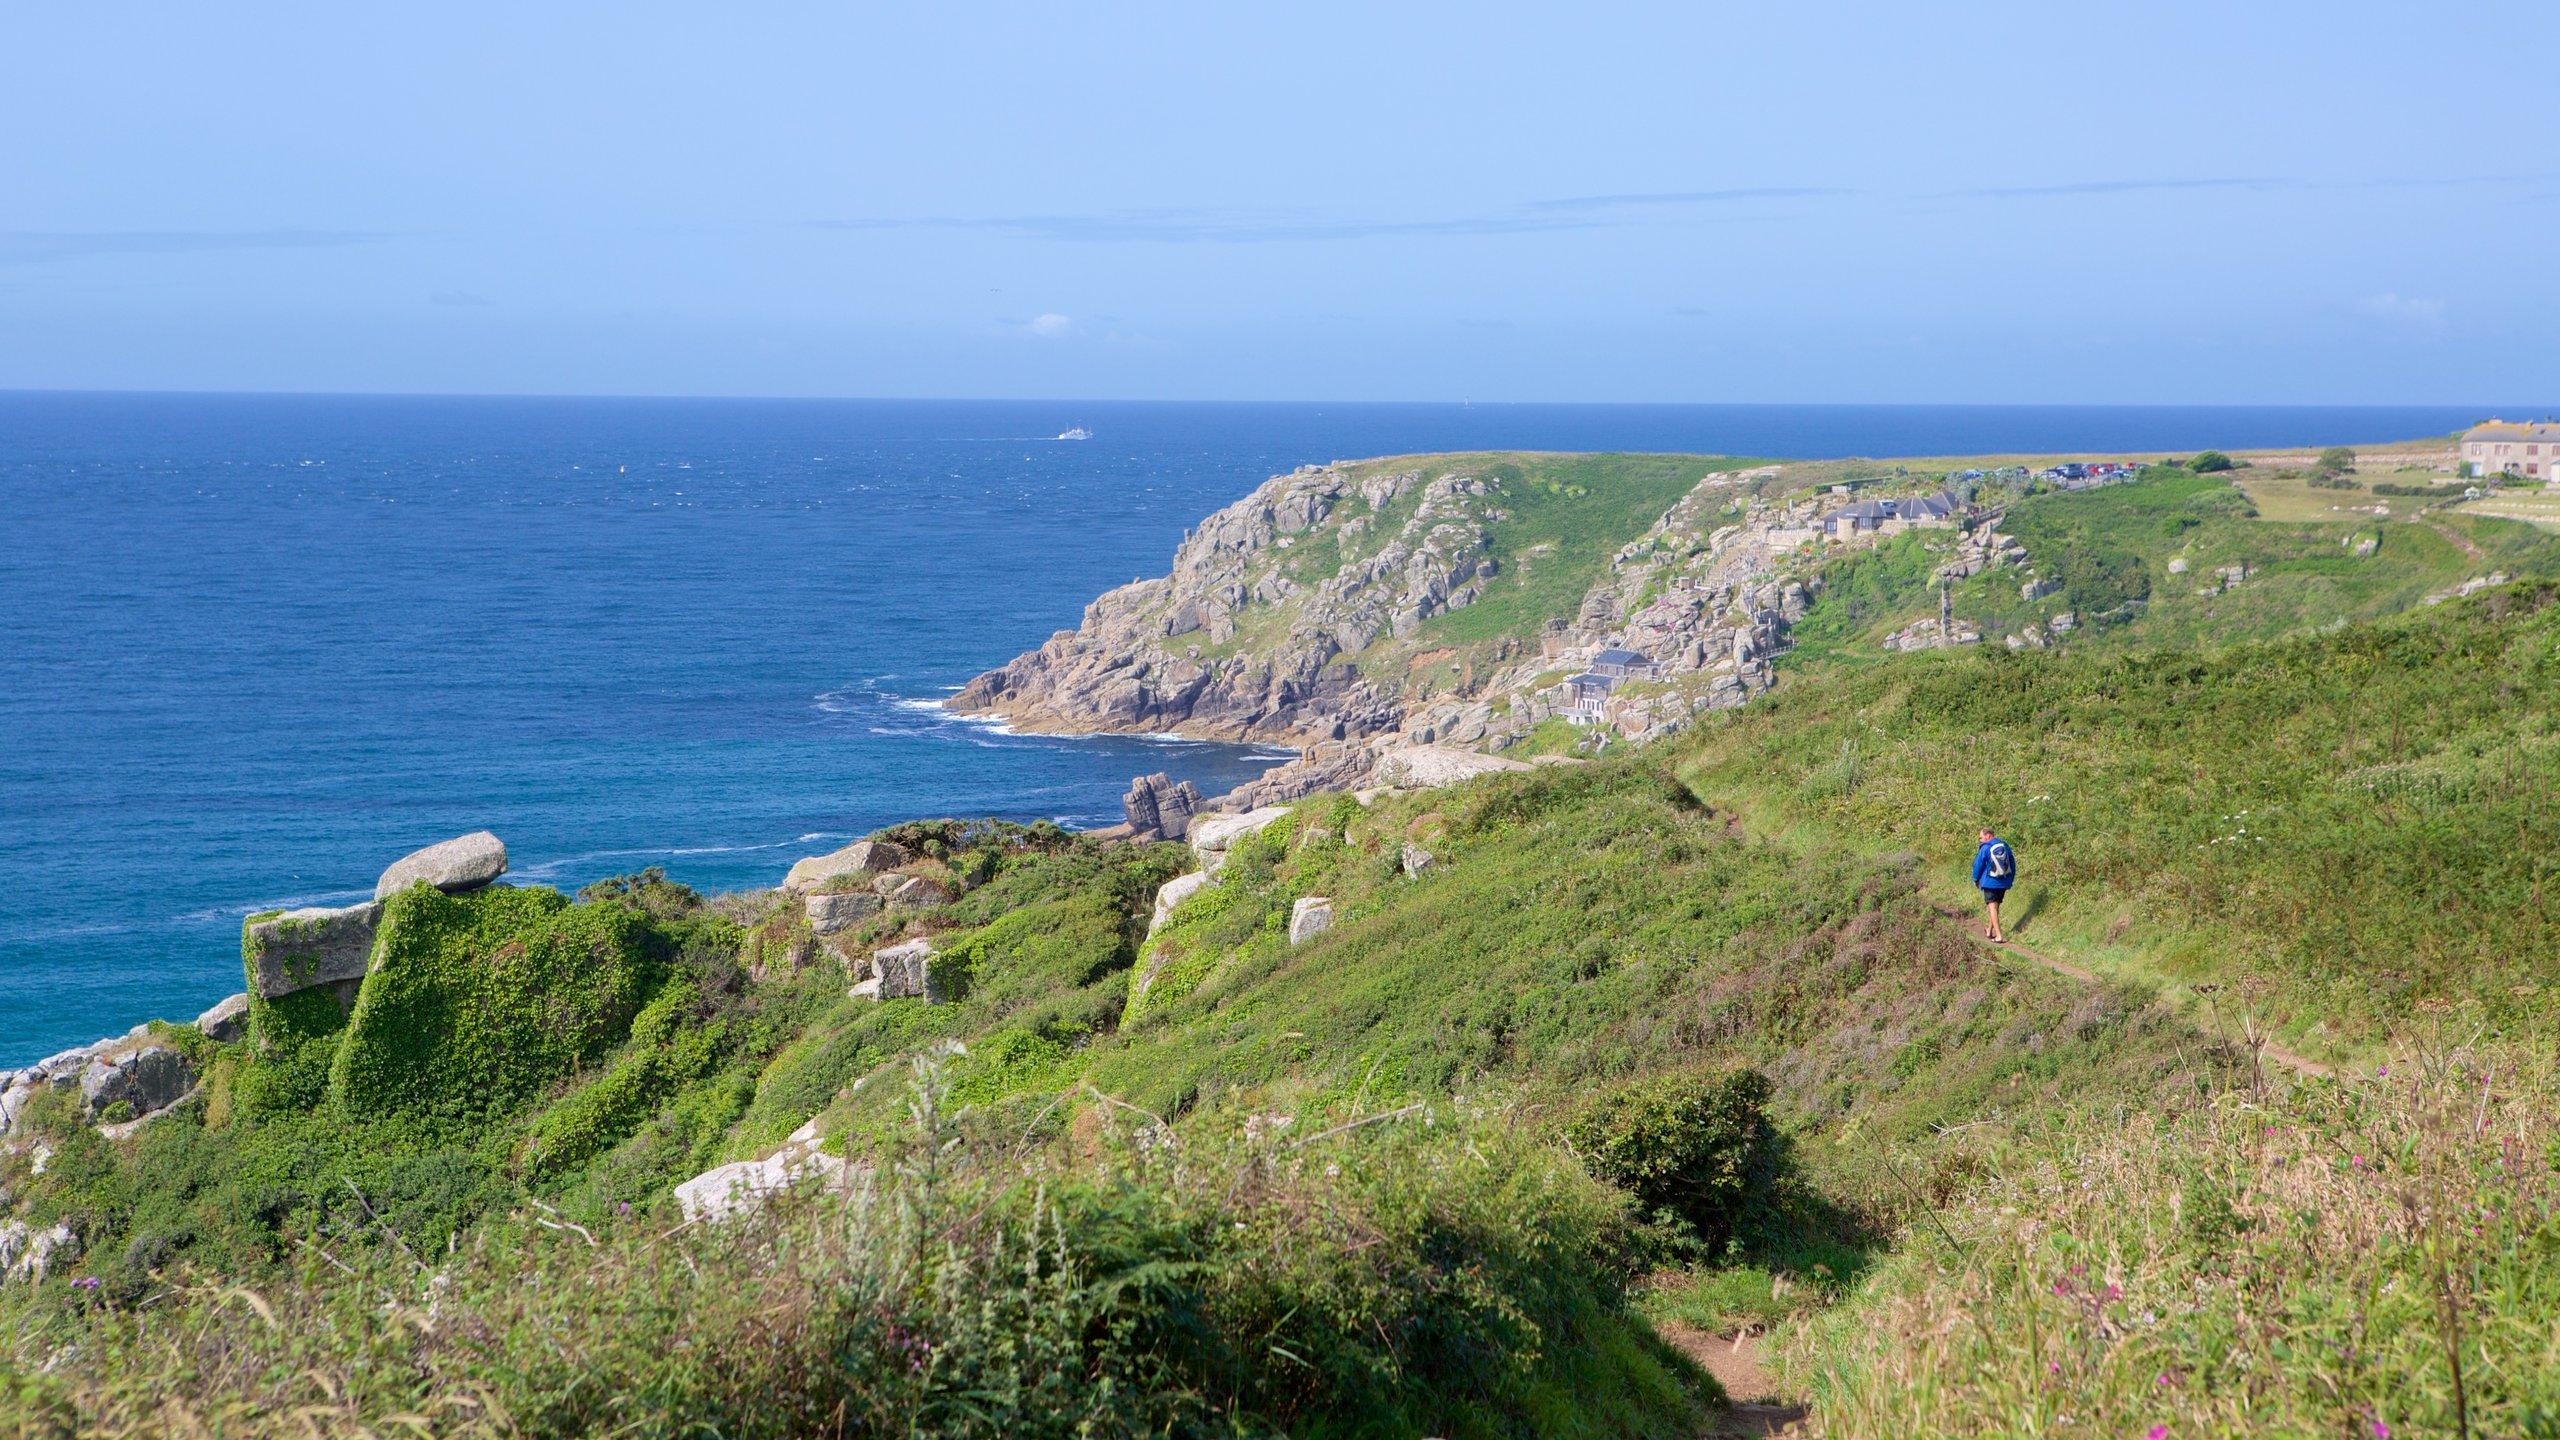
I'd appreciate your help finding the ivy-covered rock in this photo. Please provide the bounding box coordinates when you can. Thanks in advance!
[326,886,668,1125]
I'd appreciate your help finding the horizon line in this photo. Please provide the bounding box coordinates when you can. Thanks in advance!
[0,385,2528,414]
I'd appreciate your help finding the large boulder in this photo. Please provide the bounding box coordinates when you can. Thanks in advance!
[1189,806,1293,872]
[805,890,882,936]
[1289,896,1336,946]
[1369,745,1533,789]
[783,839,912,892]
[374,831,508,900]
[196,993,250,1044]
[79,1045,196,1123]
[872,938,944,1002]
[1149,871,1213,936]
[243,900,383,999]
[1123,773,1205,842]
[674,1119,852,1224]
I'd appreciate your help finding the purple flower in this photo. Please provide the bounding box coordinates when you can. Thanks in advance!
[2370,1422,2389,1438]
[71,1276,101,1291]
[2148,1426,2170,1440]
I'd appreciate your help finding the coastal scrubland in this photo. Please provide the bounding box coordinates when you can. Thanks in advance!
[7,449,2560,1438]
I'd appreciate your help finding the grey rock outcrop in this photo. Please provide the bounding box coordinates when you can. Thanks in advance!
[3,1222,79,1285]
[374,831,508,900]
[1190,806,1292,872]
[1148,871,1213,936]
[1399,843,1435,877]
[1123,773,1205,842]
[805,890,882,936]
[244,900,383,1000]
[196,993,250,1044]
[80,1045,195,1122]
[872,939,944,1001]
[1288,897,1335,946]
[783,839,912,892]
[1369,745,1533,790]
[674,1118,851,1224]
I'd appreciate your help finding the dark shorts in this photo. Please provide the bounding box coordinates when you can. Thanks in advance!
[1981,886,2011,906]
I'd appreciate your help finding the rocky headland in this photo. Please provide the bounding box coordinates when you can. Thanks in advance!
[951,451,2026,823]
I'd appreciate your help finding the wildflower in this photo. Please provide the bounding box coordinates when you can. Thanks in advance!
[2149,1426,2170,1440]
[72,1276,102,1291]
[2372,1422,2390,1438]
[2156,1373,2173,1387]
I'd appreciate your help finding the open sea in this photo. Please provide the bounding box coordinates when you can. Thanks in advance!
[0,394,2498,1065]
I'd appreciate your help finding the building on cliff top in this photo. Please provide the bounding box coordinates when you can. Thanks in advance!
[1825,491,1964,539]
[2462,420,2560,482]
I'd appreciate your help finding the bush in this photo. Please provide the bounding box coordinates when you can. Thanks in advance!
[1566,1067,1779,1255]
[2187,450,2235,473]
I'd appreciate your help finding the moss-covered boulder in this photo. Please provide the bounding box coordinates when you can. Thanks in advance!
[326,886,668,1126]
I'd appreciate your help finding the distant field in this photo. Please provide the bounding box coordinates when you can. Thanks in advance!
[2453,486,2560,528]
[2236,470,2442,522]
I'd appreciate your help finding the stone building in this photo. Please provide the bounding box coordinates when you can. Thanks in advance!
[2461,420,2560,482]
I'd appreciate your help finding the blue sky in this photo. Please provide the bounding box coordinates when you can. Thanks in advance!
[3,1,2553,403]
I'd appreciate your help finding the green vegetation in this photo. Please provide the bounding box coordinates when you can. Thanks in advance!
[1685,583,2560,1056]
[2188,449,2237,473]
[15,446,2560,1437]
[1792,1052,2560,1439]
[1791,464,2560,660]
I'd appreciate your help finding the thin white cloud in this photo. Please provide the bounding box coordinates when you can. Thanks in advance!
[2357,292,2447,325]
[0,229,393,264]
[1023,313,1073,337]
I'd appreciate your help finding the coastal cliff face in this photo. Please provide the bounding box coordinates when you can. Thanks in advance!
[951,452,1862,800]
[951,461,1481,743]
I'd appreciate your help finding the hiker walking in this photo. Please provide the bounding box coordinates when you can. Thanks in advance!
[1972,827,2017,943]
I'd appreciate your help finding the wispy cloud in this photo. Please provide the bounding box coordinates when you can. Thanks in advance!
[1948,171,2560,200]
[810,188,1844,245]
[814,208,1600,244]
[1016,312,1074,338]
[1527,186,1850,212]
[1951,177,2290,199]
[2357,292,2447,325]
[0,228,394,265]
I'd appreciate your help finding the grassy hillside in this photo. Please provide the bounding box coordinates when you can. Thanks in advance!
[11,465,2560,1438]
[1683,582,2560,1060]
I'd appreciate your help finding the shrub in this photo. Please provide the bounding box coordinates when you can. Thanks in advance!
[2187,450,2235,473]
[1565,1067,1779,1255]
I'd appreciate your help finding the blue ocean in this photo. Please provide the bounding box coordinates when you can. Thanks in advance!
[0,395,2495,1065]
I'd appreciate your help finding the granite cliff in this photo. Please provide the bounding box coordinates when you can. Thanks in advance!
[952,451,1957,807]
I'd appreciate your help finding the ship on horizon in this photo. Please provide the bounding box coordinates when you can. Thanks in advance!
[1056,426,1093,441]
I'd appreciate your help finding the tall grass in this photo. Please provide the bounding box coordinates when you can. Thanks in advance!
[1788,1041,2560,1438]
[0,1061,1708,1440]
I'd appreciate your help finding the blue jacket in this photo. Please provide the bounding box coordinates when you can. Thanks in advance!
[1972,837,2017,890]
